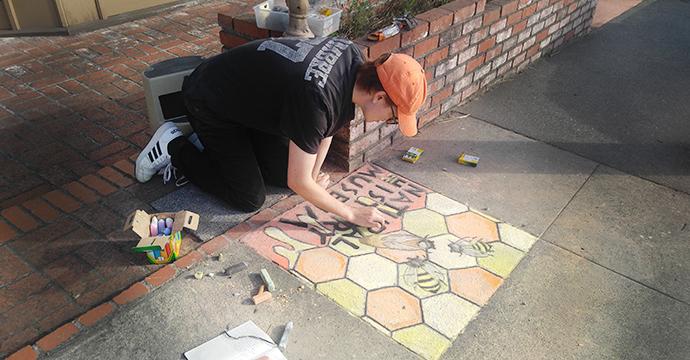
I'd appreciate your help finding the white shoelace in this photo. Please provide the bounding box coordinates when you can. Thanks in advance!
[160,163,189,187]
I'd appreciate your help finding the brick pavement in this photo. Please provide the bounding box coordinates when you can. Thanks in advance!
[0,0,264,356]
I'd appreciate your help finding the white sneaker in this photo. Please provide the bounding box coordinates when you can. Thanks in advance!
[135,122,183,183]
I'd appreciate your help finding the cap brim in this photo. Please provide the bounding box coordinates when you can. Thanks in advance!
[398,112,418,137]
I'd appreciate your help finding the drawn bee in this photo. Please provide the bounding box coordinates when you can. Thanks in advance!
[360,231,436,252]
[403,256,447,294]
[448,236,494,258]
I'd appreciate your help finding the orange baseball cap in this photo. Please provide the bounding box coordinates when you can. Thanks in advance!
[376,53,427,137]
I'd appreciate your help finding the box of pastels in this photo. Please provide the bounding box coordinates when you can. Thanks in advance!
[124,209,200,264]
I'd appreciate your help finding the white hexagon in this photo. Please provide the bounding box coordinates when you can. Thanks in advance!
[498,223,537,251]
[422,293,479,338]
[347,253,398,290]
[402,208,448,238]
[427,234,478,270]
[426,193,468,215]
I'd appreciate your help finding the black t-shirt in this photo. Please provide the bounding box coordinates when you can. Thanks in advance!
[182,37,364,154]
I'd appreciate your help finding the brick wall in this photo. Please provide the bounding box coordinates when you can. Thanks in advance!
[218,0,597,170]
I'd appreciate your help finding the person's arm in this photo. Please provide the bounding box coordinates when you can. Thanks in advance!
[312,136,332,188]
[312,136,332,179]
[287,141,384,228]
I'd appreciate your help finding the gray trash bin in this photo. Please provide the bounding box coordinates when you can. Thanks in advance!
[143,56,205,134]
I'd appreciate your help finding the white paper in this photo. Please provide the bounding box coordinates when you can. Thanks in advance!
[185,321,287,360]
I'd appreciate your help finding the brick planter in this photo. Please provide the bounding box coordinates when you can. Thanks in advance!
[218,0,597,170]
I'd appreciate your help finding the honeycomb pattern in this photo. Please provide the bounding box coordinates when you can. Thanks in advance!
[239,164,536,359]
[347,254,398,290]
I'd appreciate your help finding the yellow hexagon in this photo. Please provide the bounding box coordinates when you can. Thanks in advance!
[316,279,367,317]
[403,209,448,238]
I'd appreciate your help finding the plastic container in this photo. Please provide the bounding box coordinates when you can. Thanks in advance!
[253,0,342,37]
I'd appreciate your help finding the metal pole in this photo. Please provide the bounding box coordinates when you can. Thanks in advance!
[285,0,314,38]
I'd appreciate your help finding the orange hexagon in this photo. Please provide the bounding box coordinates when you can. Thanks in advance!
[447,212,499,242]
[366,287,422,331]
[295,247,347,283]
[449,267,503,306]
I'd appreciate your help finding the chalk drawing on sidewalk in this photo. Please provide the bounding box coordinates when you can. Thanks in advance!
[240,163,538,359]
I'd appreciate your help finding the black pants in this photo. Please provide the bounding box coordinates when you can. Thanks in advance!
[170,98,289,212]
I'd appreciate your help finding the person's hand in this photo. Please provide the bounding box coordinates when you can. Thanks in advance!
[347,206,386,229]
[315,172,330,189]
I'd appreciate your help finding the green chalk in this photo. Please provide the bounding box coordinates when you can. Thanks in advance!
[260,268,275,292]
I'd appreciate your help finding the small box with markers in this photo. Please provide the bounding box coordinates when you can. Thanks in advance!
[124,209,200,264]
[402,147,424,164]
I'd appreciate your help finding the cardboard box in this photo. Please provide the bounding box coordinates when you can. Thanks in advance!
[124,209,200,264]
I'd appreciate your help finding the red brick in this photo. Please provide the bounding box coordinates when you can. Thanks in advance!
[476,0,487,12]
[466,54,486,72]
[217,13,234,30]
[199,234,230,256]
[348,127,382,157]
[523,3,538,17]
[500,0,520,16]
[225,222,253,240]
[486,44,504,61]
[248,207,279,228]
[80,174,117,196]
[97,167,134,188]
[425,47,449,67]
[89,141,129,161]
[419,106,441,128]
[483,5,502,25]
[233,14,269,39]
[462,82,480,99]
[113,282,149,305]
[78,302,114,327]
[537,0,549,10]
[401,20,430,47]
[431,85,453,106]
[507,10,524,25]
[428,78,445,94]
[478,37,496,53]
[36,322,79,352]
[219,30,248,49]
[271,194,304,213]
[144,265,177,288]
[363,34,401,60]
[42,190,81,213]
[1,206,39,232]
[22,198,60,222]
[113,159,135,178]
[536,29,549,42]
[413,35,440,58]
[63,181,100,204]
[417,8,454,35]
[6,346,37,360]
[513,19,528,34]
[527,44,540,57]
[441,0,477,24]
[0,184,53,210]
[173,250,203,270]
[0,220,17,243]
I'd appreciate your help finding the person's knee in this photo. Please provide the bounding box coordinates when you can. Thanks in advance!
[227,190,266,212]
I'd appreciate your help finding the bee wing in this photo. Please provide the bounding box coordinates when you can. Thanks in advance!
[381,233,428,251]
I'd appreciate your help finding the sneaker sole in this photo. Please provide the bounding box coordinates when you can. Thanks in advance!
[135,122,177,183]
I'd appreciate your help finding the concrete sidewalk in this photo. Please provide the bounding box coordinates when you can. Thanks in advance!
[8,0,690,359]
[459,0,690,194]
[44,1,690,358]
